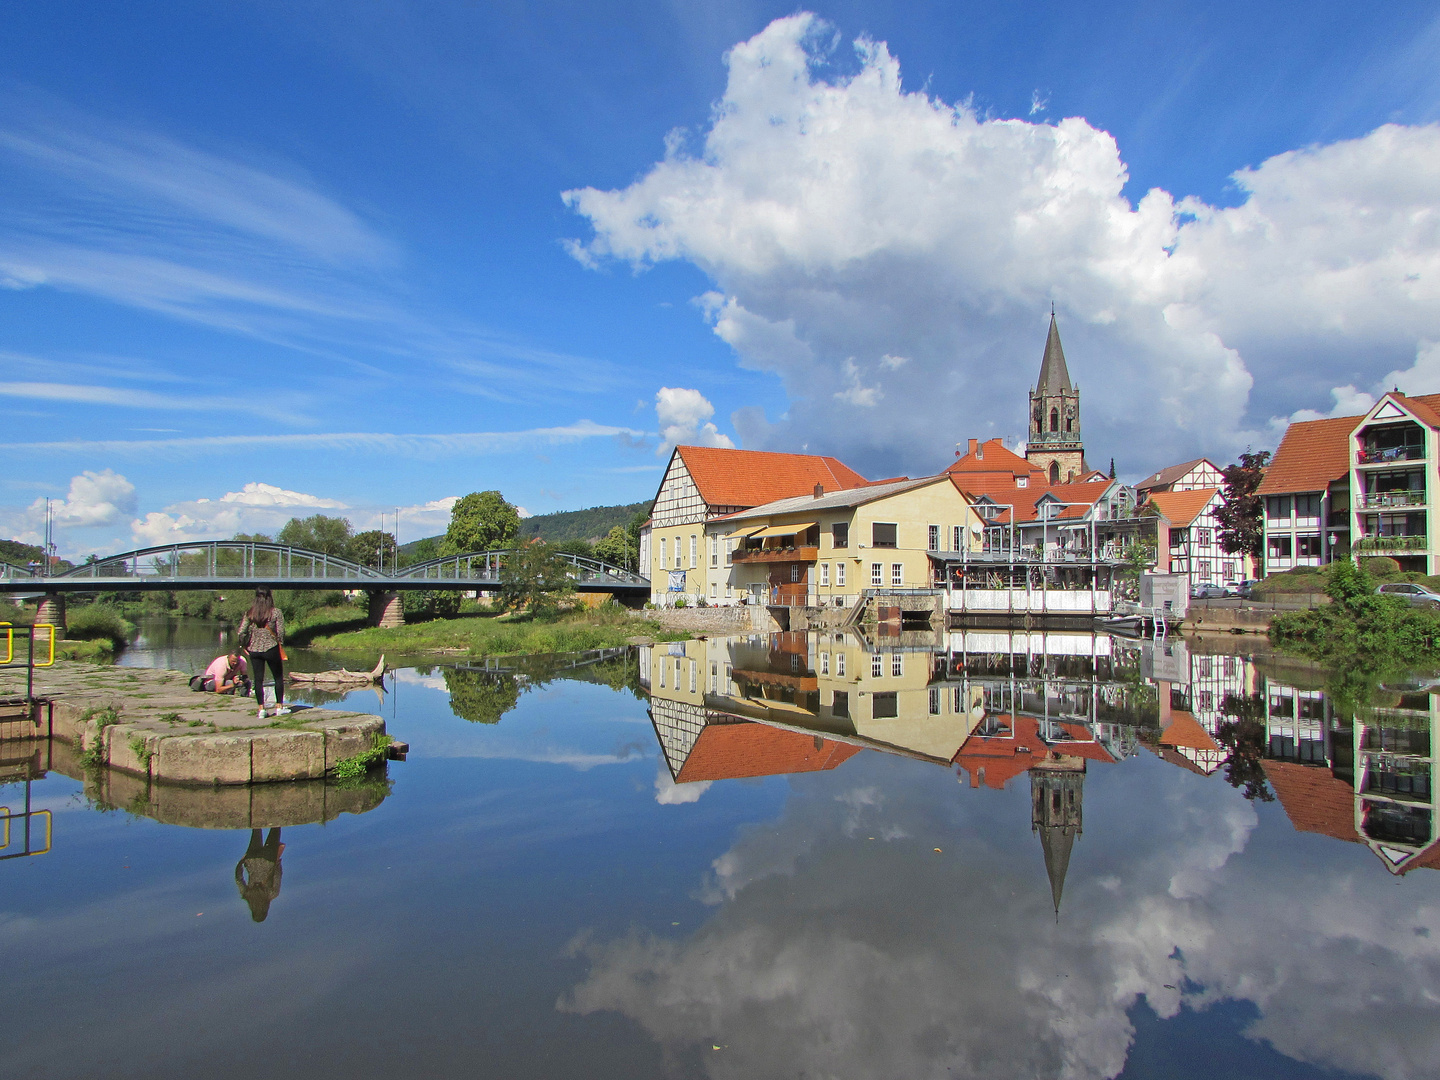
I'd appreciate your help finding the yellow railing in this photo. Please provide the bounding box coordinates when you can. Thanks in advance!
[32,624,55,667]
[0,623,11,665]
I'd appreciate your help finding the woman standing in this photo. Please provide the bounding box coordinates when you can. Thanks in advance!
[238,587,287,718]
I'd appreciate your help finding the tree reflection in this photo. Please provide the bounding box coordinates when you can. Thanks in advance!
[443,668,520,724]
[1215,692,1274,802]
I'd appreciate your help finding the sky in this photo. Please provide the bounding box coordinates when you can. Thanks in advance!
[1,1,1438,558]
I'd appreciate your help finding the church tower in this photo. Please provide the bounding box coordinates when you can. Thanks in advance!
[1026,313,1086,484]
[1031,759,1085,919]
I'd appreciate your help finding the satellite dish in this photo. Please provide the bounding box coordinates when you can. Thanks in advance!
[969,520,983,536]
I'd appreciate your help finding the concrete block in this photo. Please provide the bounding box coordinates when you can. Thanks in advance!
[98,767,152,816]
[156,732,253,785]
[250,729,325,782]
[104,724,156,777]
[305,714,385,769]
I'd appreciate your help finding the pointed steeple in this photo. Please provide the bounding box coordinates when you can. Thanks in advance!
[1036,311,1073,394]
[1038,820,1077,918]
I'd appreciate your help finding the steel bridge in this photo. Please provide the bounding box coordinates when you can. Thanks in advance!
[0,542,651,597]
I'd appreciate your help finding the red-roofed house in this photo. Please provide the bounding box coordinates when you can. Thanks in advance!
[1260,391,1440,575]
[1135,458,1224,497]
[1142,487,1249,589]
[646,445,870,605]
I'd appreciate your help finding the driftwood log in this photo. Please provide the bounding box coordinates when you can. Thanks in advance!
[289,655,385,685]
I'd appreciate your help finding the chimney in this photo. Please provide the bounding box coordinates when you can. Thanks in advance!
[968,438,979,458]
[814,483,824,498]
[976,440,984,460]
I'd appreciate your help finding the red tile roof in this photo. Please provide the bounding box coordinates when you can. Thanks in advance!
[946,438,1042,480]
[950,475,1114,525]
[952,715,1113,788]
[1144,488,1220,528]
[1159,711,1220,751]
[674,446,869,509]
[1257,392,1440,496]
[1263,760,1356,843]
[675,718,861,783]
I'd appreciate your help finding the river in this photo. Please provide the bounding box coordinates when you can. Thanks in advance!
[2,624,1436,1079]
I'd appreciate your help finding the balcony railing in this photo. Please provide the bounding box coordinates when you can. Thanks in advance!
[1357,446,1425,464]
[1359,491,1427,509]
[1355,535,1429,553]
[730,545,820,564]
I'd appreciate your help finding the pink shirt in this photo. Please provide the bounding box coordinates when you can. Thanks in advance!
[204,655,247,685]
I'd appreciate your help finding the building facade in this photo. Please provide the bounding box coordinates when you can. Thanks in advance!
[1026,314,1086,484]
[1143,487,1250,589]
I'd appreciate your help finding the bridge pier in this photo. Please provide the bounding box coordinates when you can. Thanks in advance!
[35,593,66,639]
[368,590,404,629]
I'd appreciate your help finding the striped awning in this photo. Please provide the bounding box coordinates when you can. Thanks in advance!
[748,522,818,539]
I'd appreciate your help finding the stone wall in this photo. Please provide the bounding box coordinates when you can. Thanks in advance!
[635,605,780,635]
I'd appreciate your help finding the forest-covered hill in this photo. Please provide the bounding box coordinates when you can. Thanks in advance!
[399,500,650,555]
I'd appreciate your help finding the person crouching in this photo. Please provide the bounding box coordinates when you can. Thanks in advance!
[202,649,251,695]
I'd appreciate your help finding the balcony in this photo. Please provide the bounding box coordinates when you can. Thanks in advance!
[1354,535,1429,554]
[1357,446,1425,465]
[1358,490,1427,509]
[730,545,820,565]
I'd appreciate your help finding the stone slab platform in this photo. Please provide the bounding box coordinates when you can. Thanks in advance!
[0,662,387,786]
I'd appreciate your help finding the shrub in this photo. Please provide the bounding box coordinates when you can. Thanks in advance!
[1359,555,1402,577]
[65,605,135,649]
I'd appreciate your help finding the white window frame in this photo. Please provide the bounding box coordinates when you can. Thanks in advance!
[690,535,697,569]
[891,563,903,586]
[660,537,667,569]
[820,652,830,675]
[837,562,846,587]
[871,654,883,678]
[836,652,846,677]
[892,653,903,677]
[871,563,883,586]
[710,534,719,568]
[820,563,830,586]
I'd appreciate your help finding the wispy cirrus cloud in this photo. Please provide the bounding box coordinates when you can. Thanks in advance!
[0,420,645,458]
[0,380,308,423]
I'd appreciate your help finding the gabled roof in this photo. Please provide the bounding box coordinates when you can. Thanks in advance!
[1257,392,1440,496]
[1036,313,1073,394]
[1144,487,1220,528]
[675,718,860,783]
[946,438,1042,480]
[952,476,1118,525]
[672,446,868,509]
[1160,711,1221,752]
[1136,457,1217,493]
[716,474,955,526]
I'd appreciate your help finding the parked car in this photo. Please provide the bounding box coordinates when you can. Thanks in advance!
[1233,579,1260,599]
[1375,582,1440,608]
[1190,583,1230,599]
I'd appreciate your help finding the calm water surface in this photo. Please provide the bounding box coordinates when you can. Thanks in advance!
[2,626,1436,1079]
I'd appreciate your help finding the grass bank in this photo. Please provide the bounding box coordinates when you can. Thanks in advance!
[291,604,688,657]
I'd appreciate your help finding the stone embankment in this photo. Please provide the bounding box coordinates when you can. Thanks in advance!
[633,605,780,636]
[1,662,395,786]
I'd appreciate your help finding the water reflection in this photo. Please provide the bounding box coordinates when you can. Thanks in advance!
[236,828,285,922]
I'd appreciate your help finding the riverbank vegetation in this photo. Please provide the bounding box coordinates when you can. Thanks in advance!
[1270,557,1440,668]
[292,602,685,657]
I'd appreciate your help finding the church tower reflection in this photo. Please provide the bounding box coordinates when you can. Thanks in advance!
[1031,760,1084,918]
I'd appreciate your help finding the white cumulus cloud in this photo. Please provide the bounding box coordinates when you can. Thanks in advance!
[654,386,734,454]
[565,13,1440,477]
[32,468,136,528]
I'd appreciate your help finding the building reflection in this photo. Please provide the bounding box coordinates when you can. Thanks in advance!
[642,629,1440,904]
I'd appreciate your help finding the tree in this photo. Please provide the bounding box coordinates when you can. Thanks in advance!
[593,525,631,571]
[1216,450,1270,563]
[499,540,575,615]
[277,515,353,556]
[440,491,520,556]
[348,530,397,571]
[1108,457,1116,480]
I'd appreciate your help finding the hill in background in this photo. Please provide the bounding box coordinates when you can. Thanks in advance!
[399,500,650,555]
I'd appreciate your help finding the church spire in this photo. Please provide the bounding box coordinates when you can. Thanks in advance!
[1036,311,1073,394]
[1038,818,1078,919]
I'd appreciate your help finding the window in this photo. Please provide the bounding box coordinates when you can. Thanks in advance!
[790,654,801,673]
[726,581,733,598]
[872,522,898,548]
[1199,657,1212,677]
[820,652,830,675]
[837,562,846,587]
[1196,528,1212,545]
[710,582,717,598]
[674,658,682,686]
[710,535,719,567]
[833,522,849,548]
[1266,496,1293,522]
[928,525,940,550]
[891,563,903,586]
[872,654,883,678]
[871,563,883,585]
[1198,690,1213,712]
[660,537,667,569]
[1223,656,1236,677]
[689,535,697,569]
[835,652,845,677]
[659,660,666,688]
[710,662,718,693]
[725,538,734,565]
[820,563,830,586]
[891,653,903,677]
[832,690,849,718]
[1268,535,1293,559]
[872,692,898,719]
[953,686,963,713]
[1050,407,1059,432]
[1297,534,1323,558]
[689,661,697,693]
[930,687,941,715]
[1198,560,1211,579]
[952,526,963,551]
[1295,494,1321,521]
[1222,560,1235,580]
[790,564,802,583]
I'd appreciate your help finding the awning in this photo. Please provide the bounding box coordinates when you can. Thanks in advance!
[728,525,765,539]
[749,522,818,539]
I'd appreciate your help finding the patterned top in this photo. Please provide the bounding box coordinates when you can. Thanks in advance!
[238,609,284,653]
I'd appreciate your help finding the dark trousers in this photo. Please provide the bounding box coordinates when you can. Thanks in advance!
[248,647,284,707]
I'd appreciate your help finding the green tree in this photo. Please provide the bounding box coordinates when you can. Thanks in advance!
[499,540,574,615]
[593,525,631,571]
[277,515,353,556]
[1217,450,1270,563]
[440,491,520,556]
[348,529,397,570]
[443,668,521,724]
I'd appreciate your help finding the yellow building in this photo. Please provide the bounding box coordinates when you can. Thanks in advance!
[709,474,984,608]
[645,445,868,606]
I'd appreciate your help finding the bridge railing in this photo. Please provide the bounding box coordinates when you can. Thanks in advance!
[0,563,35,583]
[396,549,648,587]
[49,542,386,583]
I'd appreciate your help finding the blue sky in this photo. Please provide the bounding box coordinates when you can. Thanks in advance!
[1,1,1438,557]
